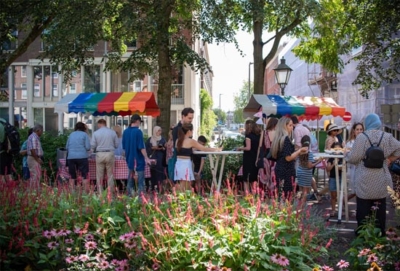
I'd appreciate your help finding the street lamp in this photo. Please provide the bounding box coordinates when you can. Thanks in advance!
[248,62,253,101]
[273,57,292,95]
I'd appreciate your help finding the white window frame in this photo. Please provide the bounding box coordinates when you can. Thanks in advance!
[53,84,58,97]
[21,83,27,99]
[34,83,40,97]
[70,83,76,94]
[21,66,27,77]
[52,72,58,78]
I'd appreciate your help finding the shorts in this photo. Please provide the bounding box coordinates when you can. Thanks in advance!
[68,158,89,179]
[329,177,342,192]
[174,158,195,181]
[0,151,13,175]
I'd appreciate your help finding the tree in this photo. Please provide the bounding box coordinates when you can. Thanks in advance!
[199,89,217,140]
[233,80,253,123]
[218,0,320,95]
[39,0,236,136]
[293,0,400,95]
[213,109,226,124]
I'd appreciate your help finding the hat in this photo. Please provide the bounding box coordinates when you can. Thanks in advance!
[131,114,143,123]
[326,124,341,133]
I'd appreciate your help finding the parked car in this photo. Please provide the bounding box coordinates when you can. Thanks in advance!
[222,131,243,140]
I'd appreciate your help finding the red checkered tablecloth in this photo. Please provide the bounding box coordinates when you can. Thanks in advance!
[58,158,129,180]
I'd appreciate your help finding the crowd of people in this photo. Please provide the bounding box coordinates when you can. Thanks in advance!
[238,113,400,236]
[1,111,400,236]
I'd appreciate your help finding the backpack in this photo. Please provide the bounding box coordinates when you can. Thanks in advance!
[0,119,21,156]
[363,132,385,169]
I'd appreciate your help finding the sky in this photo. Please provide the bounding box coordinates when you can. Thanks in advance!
[208,31,254,112]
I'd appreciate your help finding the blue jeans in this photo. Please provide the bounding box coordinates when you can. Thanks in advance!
[127,169,145,196]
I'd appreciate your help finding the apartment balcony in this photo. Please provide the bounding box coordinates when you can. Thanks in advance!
[151,84,184,105]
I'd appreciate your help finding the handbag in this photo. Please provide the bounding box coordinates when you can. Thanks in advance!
[389,161,400,175]
[256,131,265,169]
[149,150,157,169]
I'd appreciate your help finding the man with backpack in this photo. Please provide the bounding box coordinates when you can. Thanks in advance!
[346,113,400,236]
[0,117,14,182]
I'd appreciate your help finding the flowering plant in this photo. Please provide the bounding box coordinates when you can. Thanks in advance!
[345,199,400,271]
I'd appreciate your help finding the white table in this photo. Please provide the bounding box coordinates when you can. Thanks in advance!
[313,152,350,223]
[193,151,243,196]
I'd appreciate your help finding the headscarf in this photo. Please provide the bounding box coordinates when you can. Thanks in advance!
[150,126,162,146]
[364,113,381,131]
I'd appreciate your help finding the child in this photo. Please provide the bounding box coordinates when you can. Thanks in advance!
[192,135,207,194]
[296,135,323,207]
[326,142,343,217]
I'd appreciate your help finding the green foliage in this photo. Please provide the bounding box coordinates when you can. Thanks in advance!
[233,80,253,123]
[213,108,226,124]
[294,0,400,93]
[12,129,69,182]
[199,89,217,141]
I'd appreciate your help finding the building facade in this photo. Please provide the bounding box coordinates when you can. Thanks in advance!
[1,35,212,138]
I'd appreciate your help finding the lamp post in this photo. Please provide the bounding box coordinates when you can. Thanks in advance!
[273,57,293,95]
[219,93,223,111]
[248,62,253,101]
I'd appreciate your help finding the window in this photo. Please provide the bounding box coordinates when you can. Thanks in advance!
[52,72,58,78]
[53,84,58,97]
[34,83,40,97]
[70,83,76,94]
[21,83,27,99]
[21,66,27,77]
[134,81,142,92]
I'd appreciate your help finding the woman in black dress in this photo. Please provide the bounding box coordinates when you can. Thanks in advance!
[236,119,261,193]
[270,117,308,199]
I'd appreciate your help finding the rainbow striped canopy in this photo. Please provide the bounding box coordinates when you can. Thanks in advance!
[244,95,346,120]
[55,92,160,117]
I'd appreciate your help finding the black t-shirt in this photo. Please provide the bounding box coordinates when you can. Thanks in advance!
[328,157,343,178]
[192,153,206,172]
[172,122,182,147]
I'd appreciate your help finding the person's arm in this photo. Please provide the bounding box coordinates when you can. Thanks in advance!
[84,135,91,151]
[192,139,220,152]
[237,137,251,151]
[285,147,307,162]
[141,148,151,164]
[20,141,27,156]
[30,149,43,164]
[90,133,97,151]
[198,157,205,175]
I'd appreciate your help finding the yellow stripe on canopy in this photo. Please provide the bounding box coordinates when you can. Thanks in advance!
[114,92,137,112]
[311,97,332,116]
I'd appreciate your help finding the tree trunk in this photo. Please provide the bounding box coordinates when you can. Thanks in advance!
[155,1,174,138]
[253,19,264,95]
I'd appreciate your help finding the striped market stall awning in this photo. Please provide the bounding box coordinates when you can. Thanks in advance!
[244,95,346,120]
[55,92,160,117]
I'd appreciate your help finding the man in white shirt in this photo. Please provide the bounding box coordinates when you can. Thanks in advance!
[291,116,310,150]
[91,119,119,196]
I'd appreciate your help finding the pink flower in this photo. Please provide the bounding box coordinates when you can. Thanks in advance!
[84,241,97,250]
[86,262,95,268]
[367,253,378,263]
[96,252,107,262]
[358,248,371,257]
[42,230,52,239]
[85,234,95,241]
[386,228,396,236]
[66,247,72,252]
[124,240,137,249]
[66,255,78,264]
[47,241,59,250]
[58,229,71,236]
[98,261,110,270]
[270,254,289,266]
[322,266,334,271]
[65,238,74,244]
[336,260,349,269]
[152,263,160,270]
[79,254,90,262]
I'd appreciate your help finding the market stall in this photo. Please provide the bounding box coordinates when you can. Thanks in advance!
[243,94,346,120]
[55,92,160,117]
